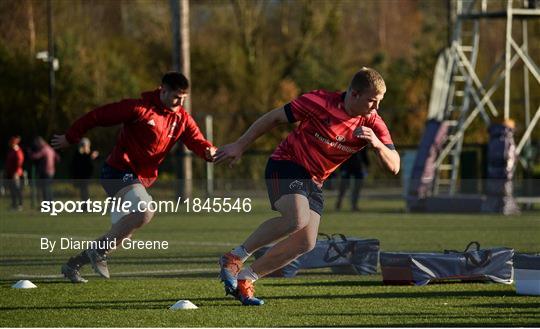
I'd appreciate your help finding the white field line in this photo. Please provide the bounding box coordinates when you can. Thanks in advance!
[13,267,216,279]
[0,233,236,247]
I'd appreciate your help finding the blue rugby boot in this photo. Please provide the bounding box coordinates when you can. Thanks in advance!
[236,279,264,306]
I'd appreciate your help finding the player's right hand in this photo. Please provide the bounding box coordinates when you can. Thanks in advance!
[215,142,243,168]
[51,134,69,149]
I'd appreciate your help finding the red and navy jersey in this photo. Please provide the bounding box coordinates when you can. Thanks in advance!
[65,89,213,187]
[271,90,394,185]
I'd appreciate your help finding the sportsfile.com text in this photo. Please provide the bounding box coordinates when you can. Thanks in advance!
[40,197,252,216]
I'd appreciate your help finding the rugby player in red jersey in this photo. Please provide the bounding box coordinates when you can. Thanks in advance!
[215,67,399,305]
[51,72,217,283]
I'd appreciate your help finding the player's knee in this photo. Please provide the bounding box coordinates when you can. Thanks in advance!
[283,213,310,233]
[289,220,308,234]
[133,210,154,228]
[281,204,311,232]
[276,194,311,233]
[297,238,317,254]
[141,210,155,225]
[110,183,153,225]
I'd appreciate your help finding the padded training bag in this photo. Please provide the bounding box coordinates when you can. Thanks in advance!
[254,233,380,277]
[380,242,514,285]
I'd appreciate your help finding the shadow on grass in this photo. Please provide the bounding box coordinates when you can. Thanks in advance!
[0,271,221,283]
[110,272,219,279]
[0,257,71,265]
[75,296,246,307]
[0,254,221,267]
[296,321,536,328]
[0,296,238,311]
[265,280,381,287]
[69,298,189,304]
[299,311,540,318]
[0,304,171,311]
[475,302,540,309]
[106,259,216,266]
[0,279,70,285]
[393,324,536,328]
[268,289,516,299]
[293,310,539,327]
[326,208,406,215]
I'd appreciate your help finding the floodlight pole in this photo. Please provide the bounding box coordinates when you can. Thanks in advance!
[171,0,192,198]
[447,0,455,47]
[27,0,35,57]
[47,0,56,136]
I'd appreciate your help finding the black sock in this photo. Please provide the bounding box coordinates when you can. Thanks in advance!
[67,251,91,268]
[95,237,113,255]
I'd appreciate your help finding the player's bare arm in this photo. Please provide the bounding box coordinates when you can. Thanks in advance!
[358,126,400,175]
[215,107,289,166]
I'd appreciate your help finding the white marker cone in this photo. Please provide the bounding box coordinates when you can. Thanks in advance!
[169,300,198,310]
[12,280,37,289]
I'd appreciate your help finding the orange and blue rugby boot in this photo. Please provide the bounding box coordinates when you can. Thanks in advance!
[236,279,264,306]
[218,252,243,296]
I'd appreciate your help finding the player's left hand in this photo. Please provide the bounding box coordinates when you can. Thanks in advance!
[357,126,383,149]
[215,142,243,168]
[205,146,217,162]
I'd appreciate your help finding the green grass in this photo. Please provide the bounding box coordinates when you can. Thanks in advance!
[1,197,539,327]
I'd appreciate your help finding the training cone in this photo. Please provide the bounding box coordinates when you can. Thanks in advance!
[12,280,37,289]
[169,300,198,310]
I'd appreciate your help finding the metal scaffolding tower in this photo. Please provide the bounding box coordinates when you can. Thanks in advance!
[428,0,540,195]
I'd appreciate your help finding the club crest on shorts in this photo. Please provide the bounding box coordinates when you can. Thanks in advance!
[122,173,134,182]
[289,180,304,190]
[354,126,364,138]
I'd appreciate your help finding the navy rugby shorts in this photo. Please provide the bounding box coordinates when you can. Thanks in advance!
[265,158,324,215]
[100,163,142,197]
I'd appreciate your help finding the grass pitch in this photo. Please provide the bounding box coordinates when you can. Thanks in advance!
[1,197,539,327]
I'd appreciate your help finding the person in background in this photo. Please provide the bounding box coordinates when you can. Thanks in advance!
[4,136,25,210]
[71,137,99,207]
[335,148,370,211]
[28,136,59,202]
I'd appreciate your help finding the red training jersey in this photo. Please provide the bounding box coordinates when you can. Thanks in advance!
[4,146,24,178]
[271,90,394,185]
[65,89,213,187]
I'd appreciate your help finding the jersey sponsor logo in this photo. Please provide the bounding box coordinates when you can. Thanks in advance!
[289,180,304,190]
[147,119,156,126]
[314,132,357,153]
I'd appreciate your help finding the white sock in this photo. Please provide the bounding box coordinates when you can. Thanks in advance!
[231,245,251,262]
[237,266,259,282]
